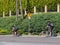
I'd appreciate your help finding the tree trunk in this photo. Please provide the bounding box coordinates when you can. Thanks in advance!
[45,5,47,13]
[3,11,5,18]
[9,10,11,17]
[57,4,59,12]
[34,6,36,14]
[25,8,27,15]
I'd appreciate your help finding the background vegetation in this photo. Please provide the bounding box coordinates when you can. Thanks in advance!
[0,0,60,16]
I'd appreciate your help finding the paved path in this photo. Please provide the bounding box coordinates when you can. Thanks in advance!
[0,35,60,45]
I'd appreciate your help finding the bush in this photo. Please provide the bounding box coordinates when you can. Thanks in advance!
[0,29,11,35]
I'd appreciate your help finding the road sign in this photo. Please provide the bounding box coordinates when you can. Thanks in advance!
[27,12,32,19]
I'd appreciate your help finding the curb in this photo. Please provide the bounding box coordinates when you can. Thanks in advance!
[0,35,60,38]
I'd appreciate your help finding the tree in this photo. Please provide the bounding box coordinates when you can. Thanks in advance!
[22,0,27,15]
[8,0,16,16]
[2,0,9,18]
[47,0,57,12]
[44,0,49,13]
[56,0,60,12]
[36,0,44,12]
[26,0,32,12]
[0,0,3,16]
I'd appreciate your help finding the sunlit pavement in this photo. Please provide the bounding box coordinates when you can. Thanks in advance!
[0,35,60,45]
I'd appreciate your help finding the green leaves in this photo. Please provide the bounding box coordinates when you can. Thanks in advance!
[0,0,60,16]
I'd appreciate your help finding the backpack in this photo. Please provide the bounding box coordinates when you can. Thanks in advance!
[13,26,19,31]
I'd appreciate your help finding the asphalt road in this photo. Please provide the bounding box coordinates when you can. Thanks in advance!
[0,35,60,45]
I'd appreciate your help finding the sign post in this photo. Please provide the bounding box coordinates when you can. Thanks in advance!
[27,12,32,34]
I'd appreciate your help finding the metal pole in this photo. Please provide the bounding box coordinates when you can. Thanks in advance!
[20,0,23,20]
[16,0,18,22]
[29,19,31,34]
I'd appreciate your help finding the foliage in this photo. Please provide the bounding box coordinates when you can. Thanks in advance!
[0,0,60,16]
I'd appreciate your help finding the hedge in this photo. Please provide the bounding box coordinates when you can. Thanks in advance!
[0,13,60,35]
